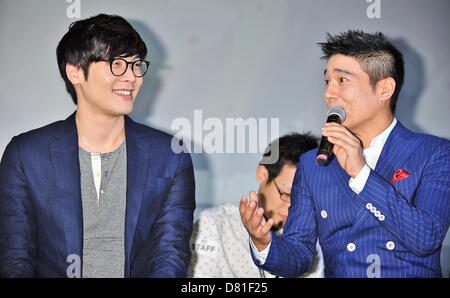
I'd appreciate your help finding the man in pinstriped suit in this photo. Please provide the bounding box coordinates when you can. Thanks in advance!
[240,30,450,277]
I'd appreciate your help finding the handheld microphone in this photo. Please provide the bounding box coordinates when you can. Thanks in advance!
[316,106,346,166]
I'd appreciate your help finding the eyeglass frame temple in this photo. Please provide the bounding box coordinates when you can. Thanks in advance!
[272,180,291,202]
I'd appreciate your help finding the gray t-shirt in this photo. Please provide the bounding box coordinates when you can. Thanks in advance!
[78,141,127,278]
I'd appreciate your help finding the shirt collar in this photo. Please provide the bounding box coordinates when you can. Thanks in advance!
[363,118,397,170]
[367,118,397,150]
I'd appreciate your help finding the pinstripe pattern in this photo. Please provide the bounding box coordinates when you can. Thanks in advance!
[253,122,450,277]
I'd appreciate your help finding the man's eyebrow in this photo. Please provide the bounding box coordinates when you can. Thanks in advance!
[324,68,354,76]
[116,54,140,60]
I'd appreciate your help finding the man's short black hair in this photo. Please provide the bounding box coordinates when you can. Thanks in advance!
[260,133,318,184]
[56,14,147,105]
[318,30,405,114]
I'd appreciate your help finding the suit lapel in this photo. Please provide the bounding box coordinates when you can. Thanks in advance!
[373,122,421,184]
[350,121,423,232]
[123,116,151,277]
[48,112,83,267]
[326,155,366,232]
[329,156,359,206]
[48,113,158,277]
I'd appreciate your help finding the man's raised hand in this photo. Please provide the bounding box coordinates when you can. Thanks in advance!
[239,191,273,252]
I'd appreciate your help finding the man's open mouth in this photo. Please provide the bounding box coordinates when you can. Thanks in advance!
[113,89,133,96]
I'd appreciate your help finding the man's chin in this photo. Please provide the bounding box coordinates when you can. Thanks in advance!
[109,105,134,117]
[272,220,284,231]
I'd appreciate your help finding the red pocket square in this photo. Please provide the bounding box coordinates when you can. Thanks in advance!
[391,169,410,183]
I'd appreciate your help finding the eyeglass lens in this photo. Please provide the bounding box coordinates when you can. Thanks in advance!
[110,58,149,77]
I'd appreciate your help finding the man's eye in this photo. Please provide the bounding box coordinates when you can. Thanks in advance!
[339,77,348,83]
[324,80,330,86]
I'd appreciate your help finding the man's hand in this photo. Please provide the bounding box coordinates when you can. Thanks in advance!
[322,122,365,178]
[239,191,273,252]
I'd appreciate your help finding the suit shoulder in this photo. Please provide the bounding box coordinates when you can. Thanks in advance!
[8,119,65,147]
[302,148,319,160]
[128,118,173,139]
[421,133,449,146]
[421,134,450,159]
[398,122,448,146]
[297,148,319,168]
[408,131,450,153]
[127,117,180,147]
[127,117,192,159]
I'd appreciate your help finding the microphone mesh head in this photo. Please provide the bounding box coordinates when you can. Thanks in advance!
[327,106,346,122]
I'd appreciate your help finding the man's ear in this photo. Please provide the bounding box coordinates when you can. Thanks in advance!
[65,63,84,85]
[376,77,396,102]
[256,165,269,185]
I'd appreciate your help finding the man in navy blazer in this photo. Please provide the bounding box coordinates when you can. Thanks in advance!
[0,14,195,277]
[241,30,450,277]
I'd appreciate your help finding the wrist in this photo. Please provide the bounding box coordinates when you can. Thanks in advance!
[350,161,366,178]
[349,164,371,195]
[252,237,270,252]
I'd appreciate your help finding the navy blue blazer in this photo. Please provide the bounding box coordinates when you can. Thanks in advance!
[253,121,450,277]
[0,113,195,277]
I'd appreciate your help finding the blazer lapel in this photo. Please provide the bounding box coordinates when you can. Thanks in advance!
[123,116,151,277]
[327,156,367,230]
[373,121,422,185]
[47,113,160,277]
[48,112,83,268]
[350,121,423,232]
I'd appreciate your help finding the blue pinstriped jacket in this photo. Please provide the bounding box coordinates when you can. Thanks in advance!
[253,121,450,277]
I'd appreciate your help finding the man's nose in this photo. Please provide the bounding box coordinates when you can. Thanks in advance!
[324,83,339,106]
[285,198,291,208]
[121,65,137,82]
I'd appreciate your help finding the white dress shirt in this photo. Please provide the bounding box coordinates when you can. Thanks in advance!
[348,118,397,194]
[251,118,398,265]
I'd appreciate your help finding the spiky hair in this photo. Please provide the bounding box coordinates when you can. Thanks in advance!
[318,30,405,114]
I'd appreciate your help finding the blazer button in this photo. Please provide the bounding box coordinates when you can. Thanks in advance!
[365,203,372,209]
[347,242,356,252]
[386,241,395,250]
[320,210,328,219]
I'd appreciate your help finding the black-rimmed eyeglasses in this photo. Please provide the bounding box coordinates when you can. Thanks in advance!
[273,180,291,203]
[109,58,150,77]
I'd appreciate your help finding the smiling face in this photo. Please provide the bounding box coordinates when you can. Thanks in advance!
[323,54,391,135]
[71,55,143,117]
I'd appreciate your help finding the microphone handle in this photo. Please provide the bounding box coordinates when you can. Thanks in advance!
[316,114,342,166]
